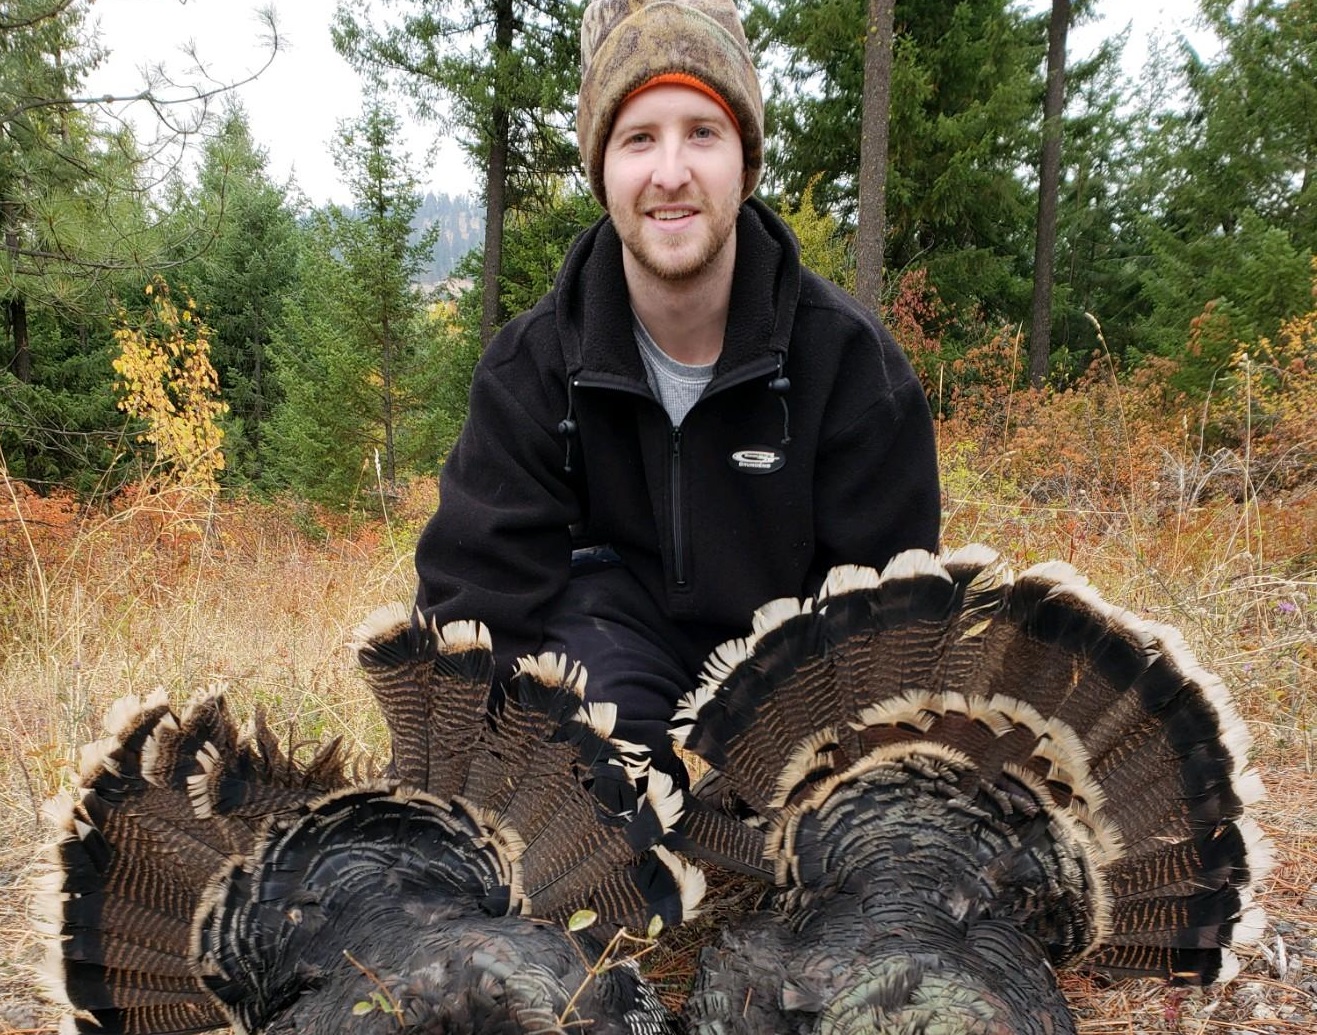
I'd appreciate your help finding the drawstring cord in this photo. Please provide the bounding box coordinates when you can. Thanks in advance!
[769,355,792,444]
[558,378,579,473]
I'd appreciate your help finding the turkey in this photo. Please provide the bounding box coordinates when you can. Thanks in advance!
[672,545,1273,1035]
[38,605,702,1035]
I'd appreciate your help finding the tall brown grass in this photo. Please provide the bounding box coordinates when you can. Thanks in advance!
[0,476,431,1029]
[1,314,1313,1029]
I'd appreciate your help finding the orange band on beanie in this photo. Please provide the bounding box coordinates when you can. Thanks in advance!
[622,72,742,134]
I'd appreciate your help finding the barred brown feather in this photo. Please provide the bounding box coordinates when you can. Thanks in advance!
[350,604,493,800]
[39,610,702,1035]
[38,691,346,1035]
[676,545,1272,1035]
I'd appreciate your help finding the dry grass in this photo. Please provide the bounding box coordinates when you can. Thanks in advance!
[1,445,1314,1031]
[0,477,427,1032]
[1060,764,1317,1033]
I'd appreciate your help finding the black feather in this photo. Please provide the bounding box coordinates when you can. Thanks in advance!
[676,546,1271,1034]
[39,612,700,1035]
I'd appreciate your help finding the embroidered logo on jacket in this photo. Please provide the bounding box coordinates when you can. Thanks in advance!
[729,447,786,474]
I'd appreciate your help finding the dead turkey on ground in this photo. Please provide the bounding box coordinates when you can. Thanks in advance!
[672,545,1273,1035]
[38,606,701,1035]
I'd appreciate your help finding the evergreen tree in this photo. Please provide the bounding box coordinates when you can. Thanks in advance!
[1,309,124,492]
[266,101,440,507]
[408,264,483,466]
[1043,36,1145,373]
[855,0,896,311]
[1,1,166,487]
[1,1,283,491]
[3,0,116,378]
[1132,0,1315,386]
[495,185,598,319]
[1027,0,1071,386]
[172,108,300,484]
[332,0,583,348]
[749,0,1046,318]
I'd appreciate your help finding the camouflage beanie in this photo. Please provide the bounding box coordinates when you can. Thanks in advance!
[578,0,764,206]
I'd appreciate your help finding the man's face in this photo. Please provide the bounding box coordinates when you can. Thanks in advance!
[602,83,744,284]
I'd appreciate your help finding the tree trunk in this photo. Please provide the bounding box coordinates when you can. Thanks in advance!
[5,296,31,382]
[481,115,508,349]
[479,0,514,349]
[855,0,896,314]
[2,198,31,382]
[1028,0,1070,387]
[251,310,264,478]
[381,305,397,487]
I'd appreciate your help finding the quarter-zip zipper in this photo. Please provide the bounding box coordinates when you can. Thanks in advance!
[670,426,685,587]
[568,355,779,402]
[567,353,784,592]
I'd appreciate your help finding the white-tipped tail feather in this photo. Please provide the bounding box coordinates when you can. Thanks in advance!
[678,545,1272,1035]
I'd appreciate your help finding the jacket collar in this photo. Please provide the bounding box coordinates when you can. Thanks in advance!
[555,197,801,382]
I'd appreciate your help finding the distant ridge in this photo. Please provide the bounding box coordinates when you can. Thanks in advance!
[326,192,486,289]
[413,192,485,289]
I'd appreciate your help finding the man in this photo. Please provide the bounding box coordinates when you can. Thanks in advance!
[413,0,940,778]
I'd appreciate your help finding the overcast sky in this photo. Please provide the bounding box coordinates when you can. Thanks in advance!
[84,0,1219,209]
[85,0,475,206]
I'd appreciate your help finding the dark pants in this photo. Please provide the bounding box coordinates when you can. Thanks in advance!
[538,550,744,784]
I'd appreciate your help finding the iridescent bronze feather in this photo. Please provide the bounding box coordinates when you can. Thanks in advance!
[39,610,701,1035]
[674,545,1272,1035]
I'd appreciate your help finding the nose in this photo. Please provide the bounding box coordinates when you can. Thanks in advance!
[650,139,692,192]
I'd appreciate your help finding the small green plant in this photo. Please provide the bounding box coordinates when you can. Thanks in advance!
[557,910,666,1029]
[351,991,399,1019]
[346,951,403,1026]
[777,176,854,294]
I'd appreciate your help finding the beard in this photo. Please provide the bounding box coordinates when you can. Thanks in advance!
[612,183,742,283]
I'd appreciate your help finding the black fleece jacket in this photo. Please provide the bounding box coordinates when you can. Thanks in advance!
[414,198,940,660]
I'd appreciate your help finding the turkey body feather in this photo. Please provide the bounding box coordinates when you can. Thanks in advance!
[38,607,701,1035]
[674,546,1273,1035]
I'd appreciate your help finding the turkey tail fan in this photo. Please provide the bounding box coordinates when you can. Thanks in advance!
[196,777,689,1034]
[351,604,705,936]
[351,603,494,801]
[192,620,702,1035]
[36,690,350,1035]
[673,545,1272,988]
[488,652,704,932]
[667,770,772,881]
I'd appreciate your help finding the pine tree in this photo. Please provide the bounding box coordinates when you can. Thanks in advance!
[2,0,114,383]
[855,0,896,312]
[1027,0,1071,386]
[266,101,440,507]
[750,0,1048,321]
[172,108,300,484]
[1132,0,1315,384]
[1,1,283,490]
[332,0,583,347]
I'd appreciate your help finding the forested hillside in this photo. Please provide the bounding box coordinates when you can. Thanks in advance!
[401,191,485,288]
[301,194,485,291]
[3,0,1312,508]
